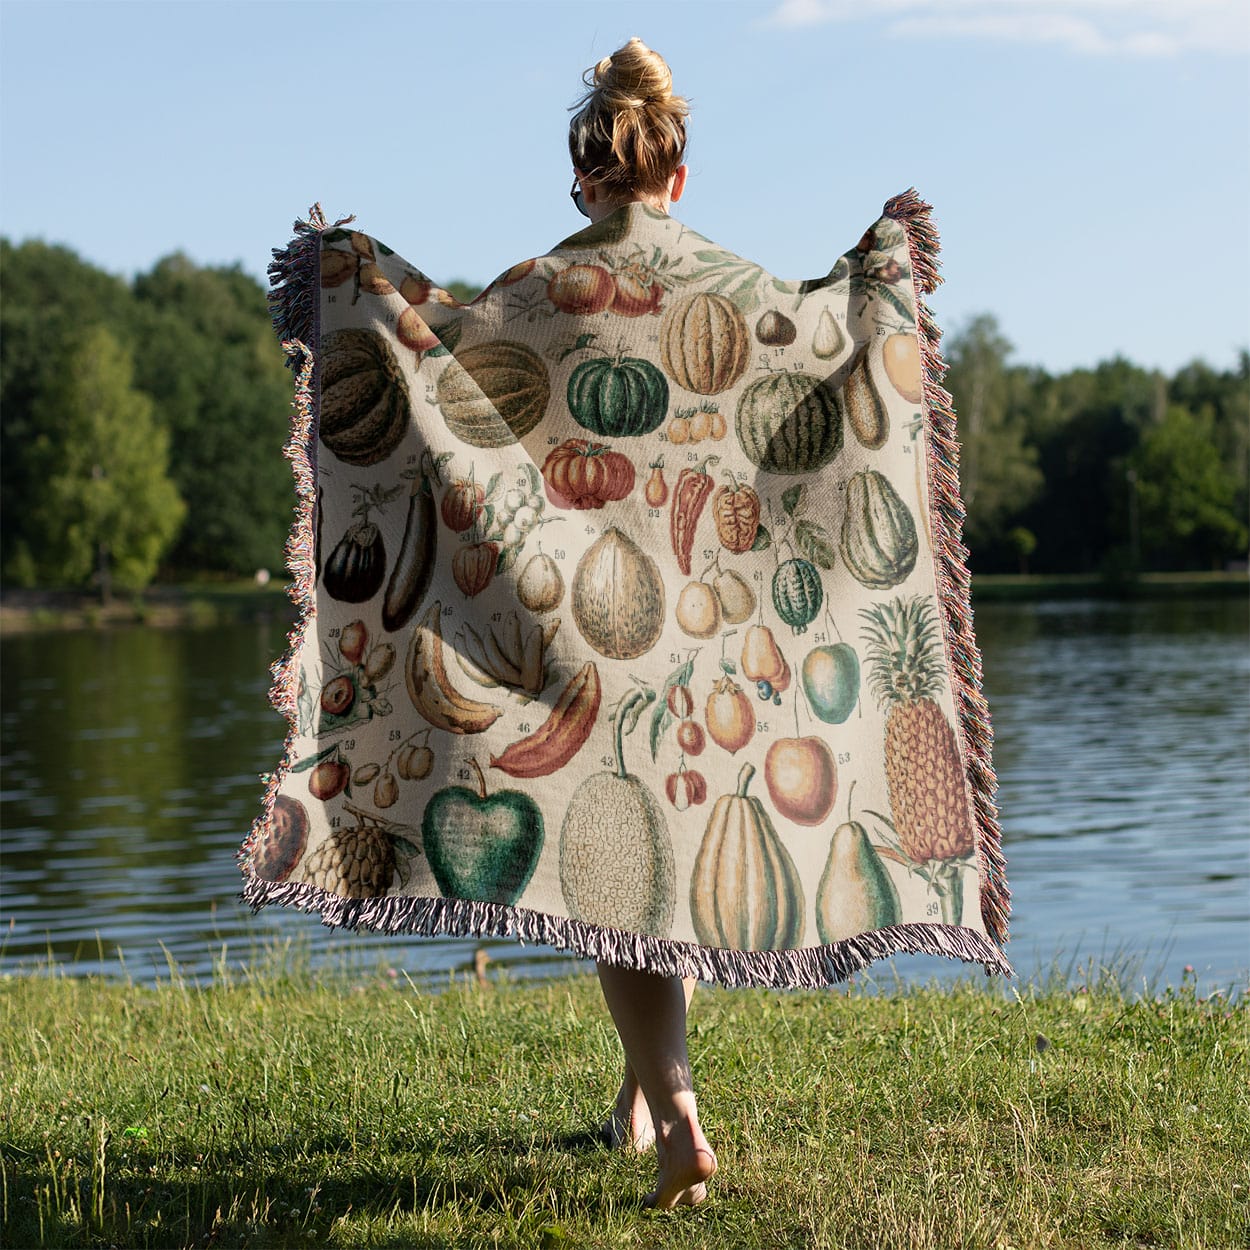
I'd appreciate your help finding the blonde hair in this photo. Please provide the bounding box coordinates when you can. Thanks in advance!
[568,38,689,198]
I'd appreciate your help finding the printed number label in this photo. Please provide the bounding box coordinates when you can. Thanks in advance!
[388,730,402,741]
[837,752,851,765]
[343,739,356,750]
[926,902,940,917]
[517,723,532,734]
[647,508,662,519]
[330,816,341,828]
[757,721,770,733]
[457,769,471,781]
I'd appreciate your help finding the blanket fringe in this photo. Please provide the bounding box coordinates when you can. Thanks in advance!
[883,189,1010,947]
[240,872,1013,988]
[239,207,345,880]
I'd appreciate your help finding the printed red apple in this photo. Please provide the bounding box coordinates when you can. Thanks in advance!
[252,795,309,882]
[397,306,441,352]
[764,736,837,826]
[308,758,350,801]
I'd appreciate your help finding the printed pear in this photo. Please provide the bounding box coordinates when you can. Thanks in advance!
[816,819,900,943]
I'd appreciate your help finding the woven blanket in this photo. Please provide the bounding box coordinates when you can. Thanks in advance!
[240,192,1011,987]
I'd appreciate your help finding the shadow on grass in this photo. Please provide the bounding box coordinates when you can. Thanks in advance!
[4,1127,635,1249]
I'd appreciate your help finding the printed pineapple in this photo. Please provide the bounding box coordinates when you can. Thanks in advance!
[860,595,975,924]
[301,805,421,899]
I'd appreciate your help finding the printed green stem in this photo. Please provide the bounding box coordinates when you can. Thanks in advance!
[612,688,649,779]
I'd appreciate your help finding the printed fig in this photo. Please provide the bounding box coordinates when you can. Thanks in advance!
[339,620,369,666]
[320,675,355,717]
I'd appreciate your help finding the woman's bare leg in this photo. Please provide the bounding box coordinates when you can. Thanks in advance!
[596,964,716,1208]
[602,977,696,1151]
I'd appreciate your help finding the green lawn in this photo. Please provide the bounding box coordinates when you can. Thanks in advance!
[1,963,1246,1249]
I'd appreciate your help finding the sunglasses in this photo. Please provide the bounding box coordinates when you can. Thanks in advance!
[570,176,588,218]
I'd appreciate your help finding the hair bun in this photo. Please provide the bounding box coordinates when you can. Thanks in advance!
[569,38,689,198]
[594,36,673,110]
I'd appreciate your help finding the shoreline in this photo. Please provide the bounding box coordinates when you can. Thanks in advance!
[2,570,1245,635]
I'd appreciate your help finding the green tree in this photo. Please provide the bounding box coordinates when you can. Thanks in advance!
[25,327,185,596]
[131,256,293,575]
[1020,358,1162,573]
[1129,405,1247,570]
[942,315,1043,564]
[0,239,139,581]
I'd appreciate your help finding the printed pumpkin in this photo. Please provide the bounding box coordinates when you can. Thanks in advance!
[542,439,635,510]
[568,355,669,438]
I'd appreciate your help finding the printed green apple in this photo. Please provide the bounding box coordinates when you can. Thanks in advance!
[801,642,859,724]
[421,760,544,905]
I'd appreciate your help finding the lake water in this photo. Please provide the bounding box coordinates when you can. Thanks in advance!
[2,597,1246,993]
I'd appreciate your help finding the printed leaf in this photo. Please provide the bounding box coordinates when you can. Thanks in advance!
[649,704,674,763]
[874,845,911,867]
[650,658,696,760]
[524,463,542,494]
[440,321,464,353]
[377,242,394,256]
[484,472,503,502]
[751,523,772,552]
[622,688,655,738]
[795,519,837,570]
[322,229,352,243]
[496,544,519,576]
[290,742,340,772]
[878,286,914,321]
[480,503,496,533]
[719,659,737,676]
[781,484,806,517]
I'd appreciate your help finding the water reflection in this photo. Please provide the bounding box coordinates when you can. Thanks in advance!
[2,597,1246,990]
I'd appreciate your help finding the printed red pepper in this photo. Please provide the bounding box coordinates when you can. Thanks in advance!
[669,453,720,575]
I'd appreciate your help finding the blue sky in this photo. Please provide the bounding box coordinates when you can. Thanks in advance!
[2,0,1246,374]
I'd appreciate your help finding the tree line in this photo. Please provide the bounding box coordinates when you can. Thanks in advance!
[1,238,1245,594]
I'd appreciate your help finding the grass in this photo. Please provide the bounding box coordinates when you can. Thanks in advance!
[1,961,1246,1250]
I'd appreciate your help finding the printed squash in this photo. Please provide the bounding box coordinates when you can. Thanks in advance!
[568,355,668,438]
[690,763,804,951]
[735,370,844,475]
[319,328,411,467]
[660,292,751,395]
[839,469,919,589]
[436,341,550,448]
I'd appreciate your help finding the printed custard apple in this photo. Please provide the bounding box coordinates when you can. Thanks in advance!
[301,819,417,899]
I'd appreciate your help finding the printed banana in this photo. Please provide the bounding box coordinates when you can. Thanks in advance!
[454,613,562,698]
[406,602,502,735]
[489,662,602,778]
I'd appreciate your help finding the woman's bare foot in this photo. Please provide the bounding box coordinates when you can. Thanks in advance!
[644,1116,717,1209]
[601,1074,655,1150]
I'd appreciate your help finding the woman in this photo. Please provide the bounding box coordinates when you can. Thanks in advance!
[566,38,717,1211]
[249,31,1010,1223]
